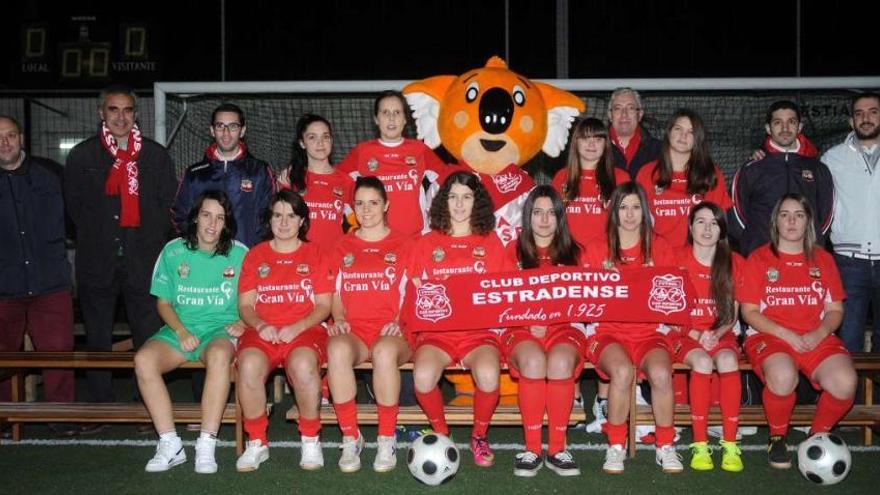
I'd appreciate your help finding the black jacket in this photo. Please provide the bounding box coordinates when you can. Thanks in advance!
[63,135,178,288]
[0,155,71,298]
[611,127,662,178]
[729,151,834,256]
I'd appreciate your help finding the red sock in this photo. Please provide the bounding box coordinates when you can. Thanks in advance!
[655,425,675,447]
[762,388,796,436]
[416,387,448,435]
[517,377,546,454]
[604,421,627,447]
[472,387,499,438]
[689,371,711,442]
[673,372,689,404]
[298,416,321,438]
[547,378,575,455]
[377,403,400,437]
[333,398,359,438]
[243,413,269,445]
[811,392,854,434]
[718,371,741,442]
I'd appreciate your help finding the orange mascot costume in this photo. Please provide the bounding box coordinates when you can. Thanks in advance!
[404,57,585,405]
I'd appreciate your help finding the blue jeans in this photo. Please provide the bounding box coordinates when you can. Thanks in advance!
[834,253,880,353]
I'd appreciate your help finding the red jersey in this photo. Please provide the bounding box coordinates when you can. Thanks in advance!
[676,247,744,332]
[337,139,448,237]
[584,235,677,337]
[636,162,732,249]
[329,232,411,325]
[738,244,845,335]
[471,164,535,247]
[296,169,355,252]
[238,241,333,327]
[551,167,630,246]
[504,242,587,270]
[409,230,508,281]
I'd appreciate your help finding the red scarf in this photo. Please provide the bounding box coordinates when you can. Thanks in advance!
[610,125,642,166]
[101,122,142,227]
[762,134,818,158]
[205,141,247,162]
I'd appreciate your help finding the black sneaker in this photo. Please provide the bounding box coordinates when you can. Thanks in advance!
[513,451,543,477]
[546,450,581,476]
[767,435,791,469]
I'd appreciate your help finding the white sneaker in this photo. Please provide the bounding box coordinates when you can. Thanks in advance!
[338,432,365,473]
[194,436,218,474]
[300,435,324,470]
[585,397,608,433]
[655,445,684,473]
[145,436,186,472]
[236,440,269,472]
[373,435,397,472]
[603,444,626,474]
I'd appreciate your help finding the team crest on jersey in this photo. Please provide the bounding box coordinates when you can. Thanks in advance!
[491,172,523,193]
[384,252,397,265]
[367,158,379,171]
[432,247,445,262]
[767,267,779,283]
[802,169,814,181]
[240,179,254,192]
[405,155,417,166]
[332,187,344,198]
[296,264,311,276]
[809,266,821,279]
[654,185,665,196]
[343,253,354,268]
[258,263,270,278]
[223,266,235,279]
[415,283,452,322]
[177,262,190,279]
[602,259,615,270]
[647,274,687,315]
[472,246,486,259]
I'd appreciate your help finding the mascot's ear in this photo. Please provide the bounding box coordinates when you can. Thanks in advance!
[403,76,456,149]
[535,82,586,158]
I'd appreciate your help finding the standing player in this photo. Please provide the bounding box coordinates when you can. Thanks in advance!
[740,194,856,469]
[636,109,731,249]
[672,203,744,472]
[505,186,587,477]
[233,190,333,472]
[410,171,506,467]
[326,177,412,473]
[278,114,354,252]
[583,181,683,474]
[136,191,247,473]
[338,90,449,238]
[553,117,630,247]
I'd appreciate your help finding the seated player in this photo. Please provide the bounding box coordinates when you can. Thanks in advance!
[740,193,856,469]
[135,190,247,473]
[233,190,333,472]
[505,185,587,477]
[326,177,412,473]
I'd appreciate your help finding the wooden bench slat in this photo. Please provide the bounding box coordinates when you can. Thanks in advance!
[0,402,238,423]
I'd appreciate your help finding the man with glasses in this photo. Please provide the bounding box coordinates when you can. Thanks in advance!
[172,103,275,247]
[607,87,662,178]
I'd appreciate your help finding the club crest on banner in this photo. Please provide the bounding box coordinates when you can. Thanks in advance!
[415,283,453,322]
[648,274,687,315]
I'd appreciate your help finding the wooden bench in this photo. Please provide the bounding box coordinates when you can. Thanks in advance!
[287,353,880,457]
[0,351,250,455]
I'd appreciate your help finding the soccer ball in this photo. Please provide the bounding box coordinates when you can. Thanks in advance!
[797,433,852,485]
[407,433,460,486]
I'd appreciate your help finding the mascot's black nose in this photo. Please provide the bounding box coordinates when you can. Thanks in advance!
[479,87,513,135]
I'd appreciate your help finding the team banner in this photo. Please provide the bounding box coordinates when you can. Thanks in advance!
[404,266,695,332]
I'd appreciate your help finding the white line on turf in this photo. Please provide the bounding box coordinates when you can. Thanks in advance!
[3,438,879,452]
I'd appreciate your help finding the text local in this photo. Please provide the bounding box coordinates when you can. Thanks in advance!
[473,271,628,305]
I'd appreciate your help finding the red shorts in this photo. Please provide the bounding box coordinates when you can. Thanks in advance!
[503,325,587,378]
[744,333,849,389]
[585,332,672,381]
[671,332,740,363]
[236,325,328,369]
[414,329,501,364]
[340,322,412,355]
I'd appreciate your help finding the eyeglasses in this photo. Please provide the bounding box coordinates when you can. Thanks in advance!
[610,106,641,116]
[213,122,242,132]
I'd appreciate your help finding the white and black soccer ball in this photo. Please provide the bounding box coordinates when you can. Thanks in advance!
[407,433,460,486]
[797,433,852,485]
